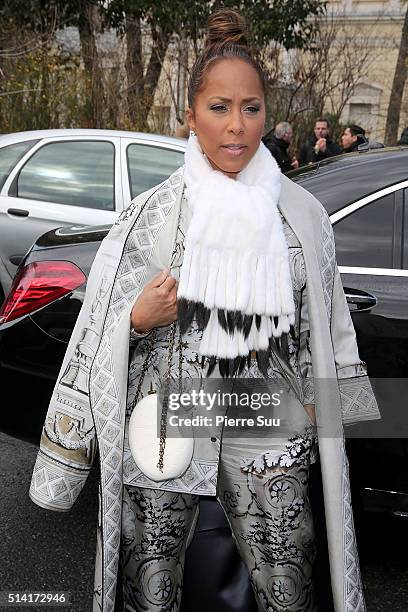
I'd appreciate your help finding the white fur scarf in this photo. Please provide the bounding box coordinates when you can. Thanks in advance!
[178,134,295,360]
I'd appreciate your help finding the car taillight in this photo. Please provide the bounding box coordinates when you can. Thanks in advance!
[0,261,86,324]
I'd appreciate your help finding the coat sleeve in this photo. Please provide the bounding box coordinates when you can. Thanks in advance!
[330,257,381,425]
[28,246,112,511]
[312,204,381,426]
[29,313,98,511]
[29,221,130,511]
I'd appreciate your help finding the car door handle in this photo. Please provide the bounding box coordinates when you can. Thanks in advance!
[344,287,377,311]
[7,208,29,217]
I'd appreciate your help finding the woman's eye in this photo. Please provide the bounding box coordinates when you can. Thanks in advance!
[245,105,260,114]
[210,104,228,113]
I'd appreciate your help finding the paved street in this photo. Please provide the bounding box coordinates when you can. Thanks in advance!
[1,431,408,611]
[0,432,97,612]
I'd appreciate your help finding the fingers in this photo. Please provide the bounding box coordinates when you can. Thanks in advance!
[149,268,170,288]
[160,275,177,294]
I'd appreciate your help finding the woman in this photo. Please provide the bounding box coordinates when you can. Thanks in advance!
[29,9,380,612]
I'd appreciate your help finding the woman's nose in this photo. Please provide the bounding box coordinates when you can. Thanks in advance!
[227,109,244,134]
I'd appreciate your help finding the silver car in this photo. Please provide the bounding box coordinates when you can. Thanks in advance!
[0,129,186,300]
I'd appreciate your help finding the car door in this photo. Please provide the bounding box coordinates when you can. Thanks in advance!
[0,136,122,293]
[332,183,408,505]
[120,137,185,204]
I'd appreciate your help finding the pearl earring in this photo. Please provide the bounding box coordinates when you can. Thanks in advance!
[190,130,196,137]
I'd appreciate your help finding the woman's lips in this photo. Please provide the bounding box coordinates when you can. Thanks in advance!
[221,144,247,157]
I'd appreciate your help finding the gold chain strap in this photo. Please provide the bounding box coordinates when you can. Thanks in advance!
[157,323,183,472]
[130,197,183,472]
[131,328,157,409]
[129,323,183,473]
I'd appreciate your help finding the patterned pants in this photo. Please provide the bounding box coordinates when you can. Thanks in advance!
[119,428,317,612]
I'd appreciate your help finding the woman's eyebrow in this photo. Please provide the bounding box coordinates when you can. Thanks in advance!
[208,96,262,103]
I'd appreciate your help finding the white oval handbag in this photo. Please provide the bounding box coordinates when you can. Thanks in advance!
[128,322,194,482]
[129,391,194,482]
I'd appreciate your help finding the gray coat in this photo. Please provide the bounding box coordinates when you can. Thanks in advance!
[30,167,380,612]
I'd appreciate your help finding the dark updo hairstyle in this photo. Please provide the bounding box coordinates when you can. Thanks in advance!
[187,9,266,108]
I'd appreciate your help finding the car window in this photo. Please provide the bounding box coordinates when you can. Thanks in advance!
[290,150,408,215]
[127,144,184,199]
[334,193,395,268]
[15,140,115,210]
[0,140,39,190]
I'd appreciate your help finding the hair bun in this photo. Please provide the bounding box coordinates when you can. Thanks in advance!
[205,9,248,49]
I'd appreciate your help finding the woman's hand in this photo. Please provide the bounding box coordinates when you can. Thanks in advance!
[131,269,178,332]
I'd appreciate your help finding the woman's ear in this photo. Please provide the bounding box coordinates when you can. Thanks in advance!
[185,108,195,133]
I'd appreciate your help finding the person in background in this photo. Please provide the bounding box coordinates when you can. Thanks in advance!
[341,124,367,153]
[262,121,299,173]
[397,127,408,145]
[298,117,341,166]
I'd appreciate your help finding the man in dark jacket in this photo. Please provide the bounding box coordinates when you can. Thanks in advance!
[397,127,408,145]
[341,124,367,152]
[298,117,341,166]
[262,122,299,173]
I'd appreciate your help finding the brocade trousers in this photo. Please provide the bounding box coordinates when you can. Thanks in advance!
[119,422,318,612]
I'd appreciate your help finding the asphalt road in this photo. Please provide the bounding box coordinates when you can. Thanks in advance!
[1,431,408,612]
[0,432,97,612]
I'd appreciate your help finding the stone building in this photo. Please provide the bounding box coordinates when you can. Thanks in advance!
[55,4,408,143]
[324,0,407,141]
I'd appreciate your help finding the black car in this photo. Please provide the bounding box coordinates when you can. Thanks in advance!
[1,147,408,517]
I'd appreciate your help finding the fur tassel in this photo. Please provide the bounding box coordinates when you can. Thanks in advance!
[186,245,201,299]
[196,302,210,330]
[203,249,220,309]
[256,349,270,378]
[226,251,237,312]
[243,315,253,339]
[178,298,197,335]
[233,311,244,331]
[232,357,241,377]
[238,355,247,375]
[254,255,267,313]
[258,316,270,351]
[215,255,227,310]
[218,309,228,333]
[210,310,220,356]
[206,356,217,377]
[226,310,236,334]
[236,252,252,312]
[198,246,209,300]
[219,358,227,378]
[216,308,247,335]
[265,255,276,314]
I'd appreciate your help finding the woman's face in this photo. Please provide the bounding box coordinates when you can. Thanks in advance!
[186,58,265,178]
